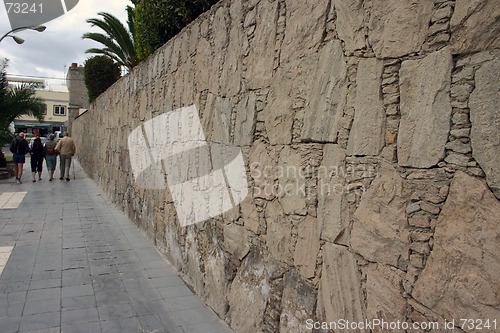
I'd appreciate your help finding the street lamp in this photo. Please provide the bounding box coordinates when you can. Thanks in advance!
[0,25,46,44]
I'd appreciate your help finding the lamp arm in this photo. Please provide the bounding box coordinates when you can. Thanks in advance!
[0,26,45,43]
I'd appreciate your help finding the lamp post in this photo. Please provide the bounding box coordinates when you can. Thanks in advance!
[0,25,46,44]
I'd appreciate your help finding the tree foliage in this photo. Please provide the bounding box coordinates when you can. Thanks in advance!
[133,0,219,60]
[83,56,121,103]
[0,60,45,145]
[82,11,139,69]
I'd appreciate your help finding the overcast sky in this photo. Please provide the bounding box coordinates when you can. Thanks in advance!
[0,0,130,85]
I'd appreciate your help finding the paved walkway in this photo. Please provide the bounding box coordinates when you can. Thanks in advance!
[0,158,234,333]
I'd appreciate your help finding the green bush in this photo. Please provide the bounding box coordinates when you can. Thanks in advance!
[133,0,219,60]
[84,56,121,102]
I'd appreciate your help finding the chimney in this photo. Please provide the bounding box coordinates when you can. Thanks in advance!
[71,63,78,68]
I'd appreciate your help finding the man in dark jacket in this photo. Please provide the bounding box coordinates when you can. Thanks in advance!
[29,133,45,182]
[9,132,30,184]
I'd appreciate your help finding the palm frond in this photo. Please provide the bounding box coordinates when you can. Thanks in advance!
[83,12,138,69]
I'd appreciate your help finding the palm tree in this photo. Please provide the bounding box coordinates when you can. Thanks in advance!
[82,10,138,70]
[0,60,45,146]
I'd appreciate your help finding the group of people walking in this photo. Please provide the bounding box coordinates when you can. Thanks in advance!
[9,132,76,184]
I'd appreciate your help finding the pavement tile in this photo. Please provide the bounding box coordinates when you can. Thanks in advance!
[23,298,61,315]
[182,320,235,333]
[165,295,205,312]
[100,317,140,333]
[114,263,143,273]
[19,312,60,331]
[0,278,30,293]
[61,321,101,333]
[26,287,61,302]
[118,269,148,280]
[31,270,62,281]
[0,290,27,304]
[61,274,92,287]
[126,287,163,303]
[94,291,130,306]
[0,315,21,333]
[29,279,61,290]
[97,302,136,320]
[144,267,175,278]
[61,284,94,298]
[61,307,99,325]
[0,301,24,317]
[136,313,183,333]
[122,277,153,291]
[131,299,170,316]
[62,295,96,311]
[157,285,193,299]
[150,275,184,288]
[170,307,220,327]
[61,267,91,281]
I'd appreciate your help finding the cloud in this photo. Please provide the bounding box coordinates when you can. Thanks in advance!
[0,0,130,84]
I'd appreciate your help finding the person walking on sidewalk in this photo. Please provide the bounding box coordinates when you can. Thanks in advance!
[44,134,58,181]
[55,132,76,181]
[29,133,45,182]
[9,132,30,184]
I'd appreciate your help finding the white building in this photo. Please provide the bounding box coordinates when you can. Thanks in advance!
[8,77,69,137]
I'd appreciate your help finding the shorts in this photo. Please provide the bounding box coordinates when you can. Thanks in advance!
[31,155,44,173]
[13,153,25,164]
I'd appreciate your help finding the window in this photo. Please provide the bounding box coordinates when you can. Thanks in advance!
[42,104,47,115]
[54,105,66,116]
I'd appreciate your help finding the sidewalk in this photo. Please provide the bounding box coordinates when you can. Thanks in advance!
[0,158,234,333]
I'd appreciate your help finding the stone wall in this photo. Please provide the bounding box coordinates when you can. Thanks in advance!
[73,0,500,332]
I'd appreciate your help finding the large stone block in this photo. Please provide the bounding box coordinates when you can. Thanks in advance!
[469,53,500,199]
[219,1,244,97]
[249,141,279,201]
[279,0,329,62]
[234,93,257,146]
[317,243,365,331]
[263,84,294,145]
[351,162,410,267]
[265,200,294,265]
[333,0,365,53]
[280,271,317,333]
[450,0,500,54]
[224,223,252,260]
[301,40,347,142]
[193,36,217,93]
[183,229,206,293]
[264,55,318,145]
[204,248,229,317]
[317,144,347,242]
[367,0,434,58]
[244,0,279,90]
[412,172,500,323]
[398,48,453,168]
[347,58,386,156]
[227,249,268,333]
[277,146,307,215]
[364,264,406,330]
[294,216,320,279]
[202,94,232,143]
